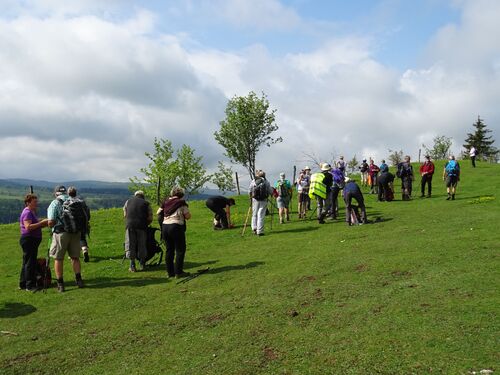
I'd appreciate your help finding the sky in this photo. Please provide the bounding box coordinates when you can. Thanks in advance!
[0,0,499,186]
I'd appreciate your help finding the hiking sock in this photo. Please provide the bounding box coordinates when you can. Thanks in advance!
[57,278,65,292]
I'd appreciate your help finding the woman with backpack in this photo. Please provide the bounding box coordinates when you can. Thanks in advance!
[274,172,292,224]
[19,194,49,292]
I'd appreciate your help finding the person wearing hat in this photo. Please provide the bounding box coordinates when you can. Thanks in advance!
[249,170,273,236]
[47,185,84,292]
[359,159,369,186]
[296,167,311,219]
[309,163,333,224]
[419,155,435,198]
[274,172,292,224]
[123,190,153,272]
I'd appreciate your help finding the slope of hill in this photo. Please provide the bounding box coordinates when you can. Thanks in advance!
[0,162,498,374]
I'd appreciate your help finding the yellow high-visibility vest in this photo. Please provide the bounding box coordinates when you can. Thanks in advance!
[309,172,327,199]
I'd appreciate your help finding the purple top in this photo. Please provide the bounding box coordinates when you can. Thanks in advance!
[20,207,42,238]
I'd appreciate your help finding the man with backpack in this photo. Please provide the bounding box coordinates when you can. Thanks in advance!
[329,167,345,219]
[377,168,395,202]
[296,167,311,219]
[123,191,153,272]
[443,155,460,200]
[249,170,273,236]
[47,185,85,292]
[419,155,435,198]
[397,155,414,200]
[309,163,333,224]
[275,172,292,224]
[67,187,91,262]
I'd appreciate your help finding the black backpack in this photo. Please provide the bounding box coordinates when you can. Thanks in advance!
[58,197,87,233]
[252,178,269,201]
[397,162,412,178]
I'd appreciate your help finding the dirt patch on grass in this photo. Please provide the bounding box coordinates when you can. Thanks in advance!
[297,275,316,282]
[287,309,299,317]
[262,347,280,361]
[313,288,323,300]
[202,313,227,327]
[355,264,369,272]
[391,270,412,277]
[2,350,49,368]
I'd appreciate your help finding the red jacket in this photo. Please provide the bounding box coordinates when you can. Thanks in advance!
[419,161,435,176]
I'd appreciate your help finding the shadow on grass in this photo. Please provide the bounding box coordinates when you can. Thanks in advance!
[91,254,124,263]
[184,260,218,270]
[83,277,166,289]
[0,302,37,318]
[207,261,265,275]
[274,226,320,234]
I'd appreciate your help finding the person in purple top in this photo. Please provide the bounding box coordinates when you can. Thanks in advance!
[19,194,49,291]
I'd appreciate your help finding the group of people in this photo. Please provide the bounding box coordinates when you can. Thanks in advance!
[19,186,90,292]
[18,152,465,292]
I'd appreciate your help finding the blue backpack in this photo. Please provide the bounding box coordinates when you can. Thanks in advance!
[332,169,345,188]
[445,160,459,176]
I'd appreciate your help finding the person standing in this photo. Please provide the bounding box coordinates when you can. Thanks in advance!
[205,196,235,230]
[397,155,414,200]
[379,159,388,173]
[343,178,367,226]
[296,167,311,219]
[336,156,346,173]
[249,170,273,236]
[123,190,153,272]
[67,187,91,262]
[329,167,345,219]
[19,194,49,292]
[443,155,460,200]
[47,185,84,292]
[419,155,435,198]
[158,187,191,278]
[359,159,369,186]
[368,159,380,194]
[469,146,477,168]
[309,163,333,224]
[275,172,292,224]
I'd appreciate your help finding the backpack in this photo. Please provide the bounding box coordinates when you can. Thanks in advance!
[36,258,52,288]
[332,169,345,188]
[397,162,412,178]
[58,197,88,233]
[277,180,289,198]
[445,160,459,176]
[252,178,269,201]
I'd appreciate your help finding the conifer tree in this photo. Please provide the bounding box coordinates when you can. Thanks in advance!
[463,116,498,161]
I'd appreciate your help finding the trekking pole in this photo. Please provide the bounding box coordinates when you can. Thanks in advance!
[176,267,210,285]
[43,230,52,293]
[241,205,252,236]
[269,199,274,230]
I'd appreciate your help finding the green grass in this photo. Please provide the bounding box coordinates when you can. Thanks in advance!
[1,161,499,374]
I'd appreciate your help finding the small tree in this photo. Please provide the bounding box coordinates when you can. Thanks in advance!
[129,138,211,203]
[347,155,359,174]
[215,91,281,178]
[212,161,236,193]
[423,135,453,160]
[387,149,403,166]
[463,116,498,161]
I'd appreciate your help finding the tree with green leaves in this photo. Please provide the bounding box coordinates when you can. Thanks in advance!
[463,116,498,162]
[214,91,282,178]
[387,149,403,166]
[212,161,236,193]
[422,135,453,160]
[347,155,359,174]
[129,138,211,203]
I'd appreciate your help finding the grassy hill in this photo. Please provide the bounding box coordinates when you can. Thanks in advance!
[0,161,498,374]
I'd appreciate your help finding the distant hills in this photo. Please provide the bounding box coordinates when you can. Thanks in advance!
[0,178,227,224]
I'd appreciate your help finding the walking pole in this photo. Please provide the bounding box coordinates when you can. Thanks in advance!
[269,198,274,230]
[43,230,52,293]
[241,205,252,236]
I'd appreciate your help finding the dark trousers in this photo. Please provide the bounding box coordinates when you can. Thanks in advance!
[19,236,41,289]
[344,192,367,224]
[330,185,341,218]
[401,177,413,199]
[162,224,186,276]
[206,201,228,228]
[378,182,391,201]
[471,156,476,168]
[421,174,433,196]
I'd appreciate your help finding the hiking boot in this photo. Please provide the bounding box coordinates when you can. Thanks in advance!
[25,286,40,293]
[83,251,89,263]
[446,195,451,200]
[76,278,84,288]
[128,265,136,273]
[452,195,455,200]
[57,282,65,293]
[257,233,265,236]
[175,272,191,279]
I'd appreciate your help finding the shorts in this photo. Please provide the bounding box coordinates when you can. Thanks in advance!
[298,192,309,203]
[446,175,458,187]
[50,232,82,260]
[276,196,290,209]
